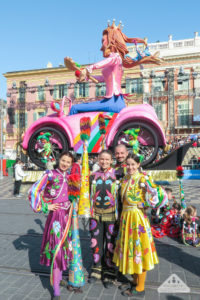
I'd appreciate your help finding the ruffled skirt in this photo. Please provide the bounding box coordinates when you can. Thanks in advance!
[113,207,158,274]
[40,208,72,271]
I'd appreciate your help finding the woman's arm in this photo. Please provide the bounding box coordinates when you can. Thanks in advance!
[141,175,168,209]
[29,171,52,213]
[48,203,60,211]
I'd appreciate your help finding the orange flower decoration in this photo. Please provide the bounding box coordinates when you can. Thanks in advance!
[151,241,156,252]
[143,248,149,255]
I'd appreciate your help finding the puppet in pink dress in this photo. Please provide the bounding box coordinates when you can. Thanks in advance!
[69,20,162,115]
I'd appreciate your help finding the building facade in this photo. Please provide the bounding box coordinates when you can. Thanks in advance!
[4,32,200,159]
[126,31,200,137]
[0,99,7,157]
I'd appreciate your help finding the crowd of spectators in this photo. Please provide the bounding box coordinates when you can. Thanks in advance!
[155,134,200,164]
[13,134,200,172]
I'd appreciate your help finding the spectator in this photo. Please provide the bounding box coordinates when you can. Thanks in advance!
[73,154,82,174]
[13,159,27,197]
[46,159,56,170]
[92,155,99,172]
[192,141,197,147]
[114,144,128,179]
[181,205,200,247]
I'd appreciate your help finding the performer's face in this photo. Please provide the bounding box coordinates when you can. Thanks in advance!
[59,155,72,172]
[115,145,128,164]
[126,158,140,175]
[98,152,112,171]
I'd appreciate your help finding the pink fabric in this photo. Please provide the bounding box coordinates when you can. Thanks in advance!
[53,268,61,296]
[87,53,123,98]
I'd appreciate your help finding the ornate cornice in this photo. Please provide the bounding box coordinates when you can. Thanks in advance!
[163,54,200,62]
[3,67,75,79]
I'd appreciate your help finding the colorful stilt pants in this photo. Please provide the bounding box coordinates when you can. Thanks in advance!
[89,218,117,280]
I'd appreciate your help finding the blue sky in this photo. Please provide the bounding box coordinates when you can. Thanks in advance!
[1,0,200,99]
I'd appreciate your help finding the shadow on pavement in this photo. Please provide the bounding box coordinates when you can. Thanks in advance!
[156,239,200,277]
[34,218,45,231]
[12,218,93,297]
[13,226,53,298]
[167,297,188,300]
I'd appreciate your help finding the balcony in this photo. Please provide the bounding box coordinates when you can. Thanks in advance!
[177,112,195,127]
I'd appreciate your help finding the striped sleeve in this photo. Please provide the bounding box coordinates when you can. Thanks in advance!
[28,171,51,213]
[141,175,168,209]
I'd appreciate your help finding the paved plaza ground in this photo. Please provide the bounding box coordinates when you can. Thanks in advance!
[0,177,199,300]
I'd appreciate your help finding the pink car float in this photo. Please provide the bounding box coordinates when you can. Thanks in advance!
[22,96,166,168]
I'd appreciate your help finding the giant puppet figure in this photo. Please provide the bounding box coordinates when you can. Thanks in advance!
[65,20,162,115]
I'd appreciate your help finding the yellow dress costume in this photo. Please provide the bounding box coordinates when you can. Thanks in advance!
[113,171,167,275]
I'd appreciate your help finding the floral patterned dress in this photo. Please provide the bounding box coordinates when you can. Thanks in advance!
[113,171,167,275]
[33,169,73,270]
[29,168,85,287]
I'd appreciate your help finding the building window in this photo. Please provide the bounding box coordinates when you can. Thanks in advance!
[193,98,200,121]
[152,78,164,92]
[38,111,46,118]
[177,77,189,91]
[14,111,26,128]
[38,86,45,101]
[126,79,143,94]
[19,87,26,102]
[53,84,68,99]
[59,85,64,98]
[19,112,25,128]
[96,83,106,97]
[177,101,189,126]
[154,103,163,120]
[74,83,89,98]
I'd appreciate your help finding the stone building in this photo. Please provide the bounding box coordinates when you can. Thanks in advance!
[4,32,200,159]
[0,99,7,157]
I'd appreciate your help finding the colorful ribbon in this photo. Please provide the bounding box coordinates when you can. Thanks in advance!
[50,203,73,286]
[29,172,50,212]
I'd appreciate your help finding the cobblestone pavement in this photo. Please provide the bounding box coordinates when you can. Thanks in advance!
[0,177,199,300]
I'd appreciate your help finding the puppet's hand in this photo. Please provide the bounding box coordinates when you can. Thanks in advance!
[78,68,88,82]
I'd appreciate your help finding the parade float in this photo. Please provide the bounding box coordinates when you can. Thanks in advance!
[21,19,190,178]
[22,20,168,170]
[22,96,165,168]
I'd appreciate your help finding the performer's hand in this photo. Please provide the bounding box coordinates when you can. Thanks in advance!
[137,202,144,209]
[48,203,60,211]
